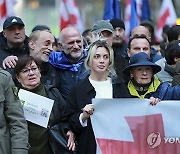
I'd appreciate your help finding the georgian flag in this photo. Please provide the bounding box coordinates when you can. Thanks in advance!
[0,0,16,27]
[124,0,151,42]
[155,0,177,42]
[91,98,180,154]
[59,0,84,32]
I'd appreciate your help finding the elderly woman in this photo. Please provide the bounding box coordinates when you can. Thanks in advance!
[66,40,131,154]
[14,55,75,154]
[123,52,180,101]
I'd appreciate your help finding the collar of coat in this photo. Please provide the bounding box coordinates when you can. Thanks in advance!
[128,76,161,98]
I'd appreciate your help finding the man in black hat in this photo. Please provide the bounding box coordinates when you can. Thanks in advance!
[110,18,129,81]
[0,16,29,73]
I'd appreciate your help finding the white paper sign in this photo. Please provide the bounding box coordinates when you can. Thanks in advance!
[18,89,54,128]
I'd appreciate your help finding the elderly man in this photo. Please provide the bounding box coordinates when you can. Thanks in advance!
[49,27,88,100]
[0,16,29,71]
[2,30,57,86]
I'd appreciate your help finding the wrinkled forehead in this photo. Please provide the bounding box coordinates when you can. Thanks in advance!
[63,33,82,44]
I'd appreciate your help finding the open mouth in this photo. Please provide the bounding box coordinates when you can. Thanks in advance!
[43,51,51,56]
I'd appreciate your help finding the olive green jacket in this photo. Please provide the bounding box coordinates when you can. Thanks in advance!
[0,68,29,154]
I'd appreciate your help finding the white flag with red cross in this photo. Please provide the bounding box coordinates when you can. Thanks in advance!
[155,0,177,42]
[91,98,180,154]
[59,0,84,33]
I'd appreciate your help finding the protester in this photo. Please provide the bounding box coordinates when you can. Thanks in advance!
[110,18,127,57]
[0,16,29,73]
[90,20,114,46]
[130,25,162,63]
[66,40,131,154]
[140,20,155,44]
[156,40,180,84]
[3,30,59,87]
[110,18,129,81]
[14,55,75,154]
[123,52,180,104]
[0,67,29,153]
[49,27,89,100]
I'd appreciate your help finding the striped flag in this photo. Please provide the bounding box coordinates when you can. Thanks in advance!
[155,0,177,42]
[59,0,84,32]
[0,0,16,26]
[91,98,180,154]
[124,0,151,41]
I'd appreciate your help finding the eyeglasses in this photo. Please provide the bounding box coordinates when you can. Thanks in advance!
[21,67,39,75]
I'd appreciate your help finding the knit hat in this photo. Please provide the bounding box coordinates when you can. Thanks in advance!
[110,18,125,30]
[123,52,161,76]
[3,16,24,29]
[91,20,114,33]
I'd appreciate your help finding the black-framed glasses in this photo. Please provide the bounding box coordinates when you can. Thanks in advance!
[21,67,39,75]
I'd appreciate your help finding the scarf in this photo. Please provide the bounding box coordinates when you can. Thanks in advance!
[48,50,87,72]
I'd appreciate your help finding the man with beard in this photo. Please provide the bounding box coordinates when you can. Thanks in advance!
[49,27,88,100]
[2,30,57,87]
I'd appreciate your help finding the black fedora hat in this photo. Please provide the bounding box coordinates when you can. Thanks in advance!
[123,52,161,76]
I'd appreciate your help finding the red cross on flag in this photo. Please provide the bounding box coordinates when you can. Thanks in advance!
[155,0,177,42]
[59,0,84,33]
[91,98,180,154]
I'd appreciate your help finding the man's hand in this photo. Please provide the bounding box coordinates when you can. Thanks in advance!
[3,56,18,69]
[66,130,76,151]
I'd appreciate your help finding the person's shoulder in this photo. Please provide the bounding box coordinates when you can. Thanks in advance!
[0,68,11,77]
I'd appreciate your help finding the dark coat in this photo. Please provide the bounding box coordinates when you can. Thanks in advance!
[25,84,69,154]
[66,76,131,154]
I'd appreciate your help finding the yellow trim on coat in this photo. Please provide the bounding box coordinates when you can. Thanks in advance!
[128,76,161,98]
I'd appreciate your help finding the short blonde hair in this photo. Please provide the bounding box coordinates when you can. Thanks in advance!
[85,39,115,75]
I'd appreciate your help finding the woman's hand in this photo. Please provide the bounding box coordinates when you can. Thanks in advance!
[66,130,76,151]
[81,104,94,122]
[150,97,161,106]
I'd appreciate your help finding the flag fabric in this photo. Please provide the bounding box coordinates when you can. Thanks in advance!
[124,0,151,41]
[0,0,16,27]
[155,0,177,42]
[59,0,84,33]
[103,0,121,20]
[91,98,180,154]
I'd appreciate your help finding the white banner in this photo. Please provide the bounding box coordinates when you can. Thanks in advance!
[91,98,180,154]
[18,89,54,128]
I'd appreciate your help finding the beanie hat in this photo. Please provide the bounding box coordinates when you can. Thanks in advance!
[110,18,125,30]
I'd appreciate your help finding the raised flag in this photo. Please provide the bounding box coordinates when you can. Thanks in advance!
[124,0,151,41]
[91,98,180,154]
[103,0,121,20]
[140,0,151,21]
[155,0,177,41]
[0,0,16,27]
[59,0,84,32]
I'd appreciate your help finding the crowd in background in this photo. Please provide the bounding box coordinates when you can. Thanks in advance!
[1,15,180,154]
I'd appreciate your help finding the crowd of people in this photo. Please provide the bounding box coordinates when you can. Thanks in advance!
[0,15,180,154]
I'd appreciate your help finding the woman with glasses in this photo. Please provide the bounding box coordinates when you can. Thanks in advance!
[66,40,131,154]
[14,54,75,154]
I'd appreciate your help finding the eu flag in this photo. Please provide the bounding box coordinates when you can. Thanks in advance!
[103,0,121,20]
[141,0,151,21]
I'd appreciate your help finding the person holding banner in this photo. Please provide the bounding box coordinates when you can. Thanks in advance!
[14,55,75,154]
[123,52,180,103]
[66,40,131,154]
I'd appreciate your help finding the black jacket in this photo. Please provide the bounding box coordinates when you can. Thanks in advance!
[0,32,29,84]
[66,76,131,154]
